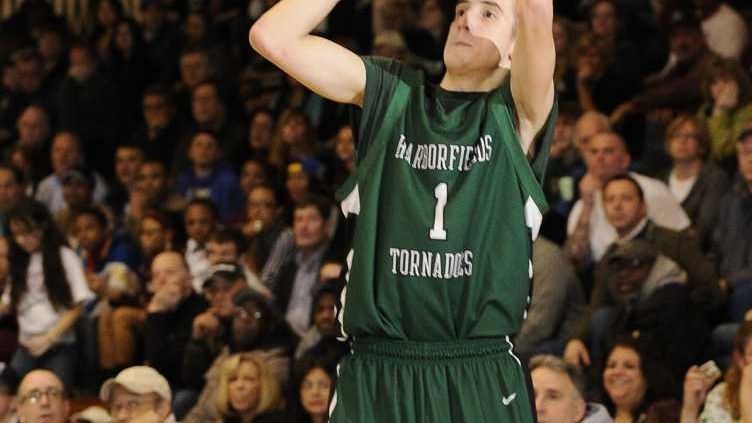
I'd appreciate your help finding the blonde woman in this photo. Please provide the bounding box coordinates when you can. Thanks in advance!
[212,353,285,423]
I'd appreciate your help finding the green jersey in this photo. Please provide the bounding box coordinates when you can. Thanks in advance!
[336,57,557,341]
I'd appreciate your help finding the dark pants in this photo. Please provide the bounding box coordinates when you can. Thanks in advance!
[11,343,77,389]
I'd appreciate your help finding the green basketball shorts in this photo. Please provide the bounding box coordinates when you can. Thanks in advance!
[329,337,536,423]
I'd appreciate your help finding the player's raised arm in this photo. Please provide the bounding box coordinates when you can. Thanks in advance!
[510,0,555,152]
[249,0,366,107]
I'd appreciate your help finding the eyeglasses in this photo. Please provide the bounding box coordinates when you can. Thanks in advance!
[20,387,64,404]
[233,307,262,321]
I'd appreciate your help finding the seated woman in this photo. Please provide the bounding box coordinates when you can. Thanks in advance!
[213,353,285,423]
[660,114,729,252]
[681,321,752,423]
[289,354,336,423]
[600,335,677,423]
[697,59,752,173]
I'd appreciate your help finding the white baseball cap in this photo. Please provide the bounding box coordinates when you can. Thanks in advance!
[99,366,171,403]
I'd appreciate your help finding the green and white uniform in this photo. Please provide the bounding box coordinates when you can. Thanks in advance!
[330,57,557,422]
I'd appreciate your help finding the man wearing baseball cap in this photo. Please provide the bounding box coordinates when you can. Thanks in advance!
[100,366,175,423]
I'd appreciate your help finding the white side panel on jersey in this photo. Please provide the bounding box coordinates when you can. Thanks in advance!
[524,196,542,240]
[341,184,361,217]
[337,249,354,341]
[328,363,342,418]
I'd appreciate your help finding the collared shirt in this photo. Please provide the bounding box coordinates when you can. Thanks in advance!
[567,172,691,261]
[285,243,328,337]
[185,239,210,293]
[616,217,649,245]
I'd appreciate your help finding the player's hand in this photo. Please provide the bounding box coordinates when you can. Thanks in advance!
[681,366,714,414]
[563,339,591,368]
[192,311,220,340]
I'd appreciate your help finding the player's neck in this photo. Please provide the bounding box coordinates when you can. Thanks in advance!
[439,67,508,92]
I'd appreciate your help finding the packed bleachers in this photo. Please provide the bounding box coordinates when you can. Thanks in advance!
[0,0,750,422]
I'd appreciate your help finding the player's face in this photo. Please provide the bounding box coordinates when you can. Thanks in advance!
[293,206,327,250]
[532,368,586,423]
[603,180,645,235]
[444,0,516,72]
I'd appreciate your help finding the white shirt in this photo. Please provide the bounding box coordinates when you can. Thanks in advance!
[2,247,95,342]
[35,173,109,215]
[668,170,697,203]
[567,172,691,261]
[185,238,210,293]
[702,3,748,59]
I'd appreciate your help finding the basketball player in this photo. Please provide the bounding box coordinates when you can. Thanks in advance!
[251,0,556,420]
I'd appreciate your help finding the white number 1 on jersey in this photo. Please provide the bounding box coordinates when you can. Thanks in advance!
[430,183,448,240]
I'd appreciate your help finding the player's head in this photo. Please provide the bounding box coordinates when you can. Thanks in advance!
[443,0,516,73]
[530,355,587,423]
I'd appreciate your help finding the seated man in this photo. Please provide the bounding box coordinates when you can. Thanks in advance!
[294,279,349,363]
[715,128,752,322]
[596,174,722,312]
[16,369,69,423]
[100,366,176,423]
[144,251,208,392]
[530,355,612,423]
[564,239,709,380]
[565,131,690,266]
[205,229,271,298]
[267,196,334,337]
[182,263,248,393]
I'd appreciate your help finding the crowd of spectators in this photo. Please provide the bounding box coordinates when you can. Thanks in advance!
[0,0,749,422]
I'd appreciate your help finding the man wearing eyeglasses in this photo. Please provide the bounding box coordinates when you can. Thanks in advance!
[100,366,175,423]
[16,369,68,423]
[565,174,720,368]
[564,236,709,381]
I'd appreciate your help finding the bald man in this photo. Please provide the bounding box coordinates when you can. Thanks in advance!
[16,370,69,423]
[143,252,207,392]
[565,131,690,264]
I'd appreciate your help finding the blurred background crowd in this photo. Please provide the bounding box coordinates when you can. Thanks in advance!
[0,0,750,422]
